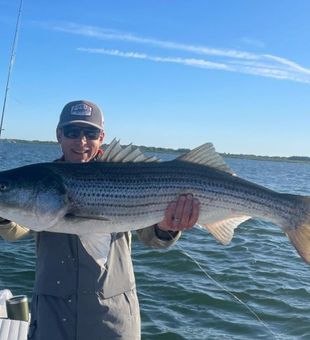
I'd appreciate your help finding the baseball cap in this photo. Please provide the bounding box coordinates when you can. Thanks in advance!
[57,100,104,129]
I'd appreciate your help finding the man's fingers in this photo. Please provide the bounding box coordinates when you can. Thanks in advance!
[158,195,200,231]
[172,195,186,227]
[158,201,177,229]
[165,202,177,223]
[188,198,200,227]
[179,194,193,227]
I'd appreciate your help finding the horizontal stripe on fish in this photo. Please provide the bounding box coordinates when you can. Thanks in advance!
[0,141,309,264]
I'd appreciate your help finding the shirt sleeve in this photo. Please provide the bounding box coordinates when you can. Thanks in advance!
[0,220,31,241]
[136,225,181,249]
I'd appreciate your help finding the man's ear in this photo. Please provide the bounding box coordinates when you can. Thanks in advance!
[99,131,105,145]
[56,128,62,143]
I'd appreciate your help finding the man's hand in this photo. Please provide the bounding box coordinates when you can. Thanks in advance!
[157,194,200,232]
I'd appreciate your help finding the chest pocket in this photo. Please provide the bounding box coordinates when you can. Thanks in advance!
[34,231,136,299]
[34,232,78,297]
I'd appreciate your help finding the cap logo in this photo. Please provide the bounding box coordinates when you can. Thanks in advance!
[70,103,92,116]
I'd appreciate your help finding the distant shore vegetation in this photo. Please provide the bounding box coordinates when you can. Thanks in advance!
[1,138,310,164]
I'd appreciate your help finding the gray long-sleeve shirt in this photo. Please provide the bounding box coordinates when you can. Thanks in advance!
[0,152,181,339]
[0,220,180,340]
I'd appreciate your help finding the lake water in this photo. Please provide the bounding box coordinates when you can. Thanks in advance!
[0,141,310,339]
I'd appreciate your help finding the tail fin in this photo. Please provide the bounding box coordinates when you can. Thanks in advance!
[286,224,310,264]
[285,196,310,264]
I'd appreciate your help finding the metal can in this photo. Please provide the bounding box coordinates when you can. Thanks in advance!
[6,295,29,322]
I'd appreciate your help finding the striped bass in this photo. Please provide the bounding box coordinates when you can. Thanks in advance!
[0,141,310,264]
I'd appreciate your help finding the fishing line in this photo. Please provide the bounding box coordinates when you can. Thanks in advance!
[0,0,24,137]
[174,242,283,340]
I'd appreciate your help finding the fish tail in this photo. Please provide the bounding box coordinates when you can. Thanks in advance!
[285,196,310,264]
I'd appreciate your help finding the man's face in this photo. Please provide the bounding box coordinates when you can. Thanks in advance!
[56,123,104,163]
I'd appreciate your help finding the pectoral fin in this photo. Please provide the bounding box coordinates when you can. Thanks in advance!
[48,215,110,235]
[65,213,111,222]
[199,216,251,244]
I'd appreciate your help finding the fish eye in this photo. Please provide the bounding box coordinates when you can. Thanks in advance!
[0,182,8,191]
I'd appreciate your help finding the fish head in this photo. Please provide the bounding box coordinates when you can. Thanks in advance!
[0,164,69,230]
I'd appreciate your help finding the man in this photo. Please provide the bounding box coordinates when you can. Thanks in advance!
[0,100,200,340]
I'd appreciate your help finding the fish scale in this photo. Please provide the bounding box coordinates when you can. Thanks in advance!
[0,142,310,264]
[47,160,301,228]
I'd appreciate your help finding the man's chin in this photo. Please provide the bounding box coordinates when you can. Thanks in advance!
[67,154,91,163]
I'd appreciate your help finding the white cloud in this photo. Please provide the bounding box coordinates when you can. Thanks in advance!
[78,47,310,83]
[51,22,260,60]
[263,54,310,75]
[50,22,310,84]
[77,47,230,70]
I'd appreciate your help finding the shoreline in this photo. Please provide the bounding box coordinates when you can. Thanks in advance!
[1,138,310,164]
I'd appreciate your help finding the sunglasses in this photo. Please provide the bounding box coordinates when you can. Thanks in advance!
[62,125,101,140]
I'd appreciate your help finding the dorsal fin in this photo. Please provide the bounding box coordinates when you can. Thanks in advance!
[101,138,159,163]
[177,143,233,174]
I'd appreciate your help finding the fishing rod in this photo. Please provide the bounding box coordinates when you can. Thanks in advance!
[0,0,24,137]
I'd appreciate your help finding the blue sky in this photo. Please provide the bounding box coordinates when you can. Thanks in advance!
[1,0,310,156]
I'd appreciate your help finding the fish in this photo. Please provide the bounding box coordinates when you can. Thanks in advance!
[0,140,310,264]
